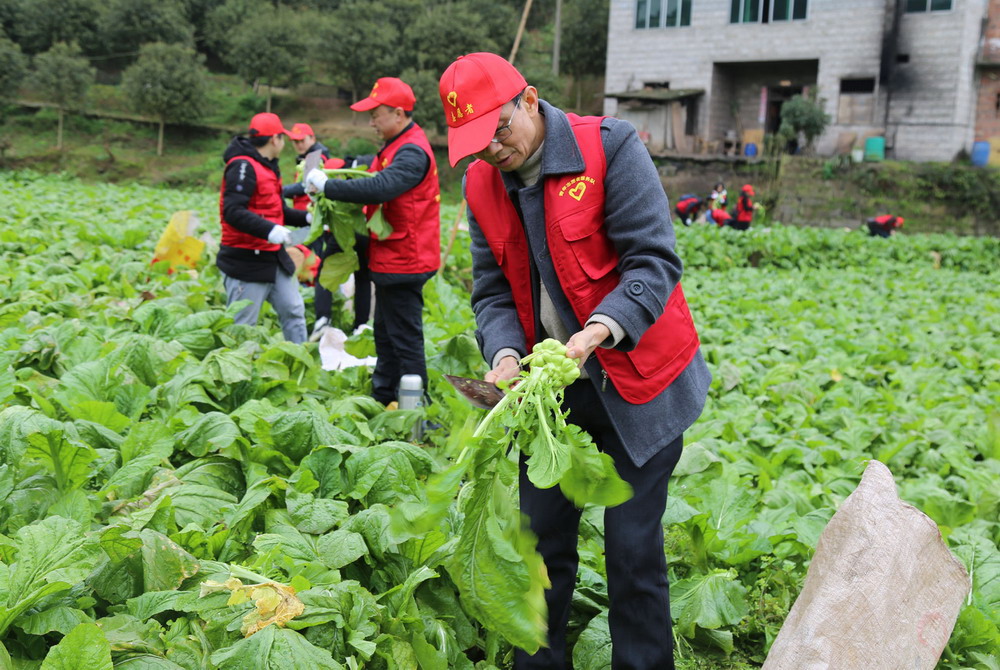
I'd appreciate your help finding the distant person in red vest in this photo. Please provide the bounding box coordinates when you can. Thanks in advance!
[281,123,336,340]
[710,207,733,227]
[865,214,904,238]
[730,183,756,231]
[217,112,310,343]
[439,52,710,670]
[305,77,440,406]
[674,194,703,226]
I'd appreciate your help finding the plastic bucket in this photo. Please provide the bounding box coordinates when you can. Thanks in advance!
[851,148,864,163]
[971,141,990,167]
[744,142,758,157]
[864,136,885,161]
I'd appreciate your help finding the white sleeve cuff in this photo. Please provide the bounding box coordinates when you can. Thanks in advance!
[491,347,522,370]
[586,314,625,348]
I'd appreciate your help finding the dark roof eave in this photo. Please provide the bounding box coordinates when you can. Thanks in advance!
[604,88,705,102]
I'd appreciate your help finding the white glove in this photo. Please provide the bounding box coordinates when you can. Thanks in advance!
[305,168,328,195]
[305,212,313,224]
[267,225,292,246]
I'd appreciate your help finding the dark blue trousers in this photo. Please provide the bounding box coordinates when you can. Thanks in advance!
[515,380,683,669]
[369,271,433,405]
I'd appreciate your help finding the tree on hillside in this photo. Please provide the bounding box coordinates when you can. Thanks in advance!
[316,1,402,104]
[32,42,95,150]
[0,35,26,98]
[96,0,194,62]
[560,0,608,107]
[225,7,313,112]
[8,0,100,56]
[401,2,508,75]
[122,42,210,157]
[0,35,26,139]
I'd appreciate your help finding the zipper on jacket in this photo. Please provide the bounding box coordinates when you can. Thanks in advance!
[601,369,608,392]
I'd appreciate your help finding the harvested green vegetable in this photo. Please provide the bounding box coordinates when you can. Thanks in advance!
[473,338,632,506]
[299,167,394,291]
[395,339,632,653]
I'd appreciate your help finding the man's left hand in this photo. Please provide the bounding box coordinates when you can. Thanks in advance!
[305,168,328,195]
[565,323,611,366]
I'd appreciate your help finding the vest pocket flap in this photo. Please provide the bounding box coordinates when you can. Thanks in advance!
[625,290,698,378]
[555,203,604,241]
[555,206,618,281]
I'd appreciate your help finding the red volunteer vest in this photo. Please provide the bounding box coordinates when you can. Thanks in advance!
[676,196,700,215]
[367,124,441,273]
[219,155,284,251]
[736,195,754,223]
[874,215,901,228]
[466,115,700,404]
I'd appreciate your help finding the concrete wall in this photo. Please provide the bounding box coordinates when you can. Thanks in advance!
[889,0,988,160]
[605,0,990,161]
[975,0,1000,162]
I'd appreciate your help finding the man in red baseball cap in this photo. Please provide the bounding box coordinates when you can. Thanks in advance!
[437,52,711,670]
[303,76,440,407]
[216,112,311,343]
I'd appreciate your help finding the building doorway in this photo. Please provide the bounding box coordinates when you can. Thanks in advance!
[765,84,804,133]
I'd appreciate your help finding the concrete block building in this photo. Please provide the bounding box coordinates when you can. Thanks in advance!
[604,0,995,161]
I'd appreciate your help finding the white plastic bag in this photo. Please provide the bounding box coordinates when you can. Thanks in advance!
[762,460,970,670]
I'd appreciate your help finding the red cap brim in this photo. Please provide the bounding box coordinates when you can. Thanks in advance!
[350,97,382,112]
[446,105,503,167]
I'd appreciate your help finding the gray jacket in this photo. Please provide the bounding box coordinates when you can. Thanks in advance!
[464,100,712,467]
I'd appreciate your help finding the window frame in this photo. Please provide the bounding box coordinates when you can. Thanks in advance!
[730,0,809,24]
[904,0,952,12]
[636,0,691,29]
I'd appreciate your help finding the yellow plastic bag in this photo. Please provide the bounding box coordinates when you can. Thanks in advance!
[152,211,206,270]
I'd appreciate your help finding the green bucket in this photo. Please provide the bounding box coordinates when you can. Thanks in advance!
[864,136,885,161]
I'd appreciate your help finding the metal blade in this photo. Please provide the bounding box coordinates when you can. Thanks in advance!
[287,226,311,246]
[302,150,322,177]
[444,374,505,409]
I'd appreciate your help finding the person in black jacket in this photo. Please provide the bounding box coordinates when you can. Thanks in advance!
[218,112,310,343]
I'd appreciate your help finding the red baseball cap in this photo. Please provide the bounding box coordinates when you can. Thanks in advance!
[287,123,315,140]
[324,157,346,169]
[742,184,755,196]
[439,52,527,166]
[350,77,416,112]
[248,112,291,137]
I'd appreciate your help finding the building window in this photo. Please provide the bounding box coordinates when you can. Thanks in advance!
[838,78,876,124]
[730,0,808,23]
[905,0,952,11]
[637,0,691,28]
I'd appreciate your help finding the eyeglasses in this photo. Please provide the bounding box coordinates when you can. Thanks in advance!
[490,96,522,144]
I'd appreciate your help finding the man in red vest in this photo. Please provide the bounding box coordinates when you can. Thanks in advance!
[674,193,703,226]
[217,112,310,343]
[305,77,440,406]
[439,53,711,669]
[865,214,904,238]
[731,183,756,231]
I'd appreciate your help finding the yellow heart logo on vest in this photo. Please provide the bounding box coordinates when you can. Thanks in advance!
[447,91,458,108]
[568,182,587,201]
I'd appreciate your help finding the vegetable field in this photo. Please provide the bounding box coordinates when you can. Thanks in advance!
[0,171,997,669]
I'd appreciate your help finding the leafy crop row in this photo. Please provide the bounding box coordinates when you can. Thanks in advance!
[0,171,996,669]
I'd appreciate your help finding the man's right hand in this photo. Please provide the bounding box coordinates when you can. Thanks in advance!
[267,225,292,246]
[485,355,520,384]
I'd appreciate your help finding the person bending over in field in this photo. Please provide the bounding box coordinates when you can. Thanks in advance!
[865,214,904,238]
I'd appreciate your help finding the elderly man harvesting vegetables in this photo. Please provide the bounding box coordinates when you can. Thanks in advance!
[217,112,310,343]
[305,77,440,407]
[439,53,711,669]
